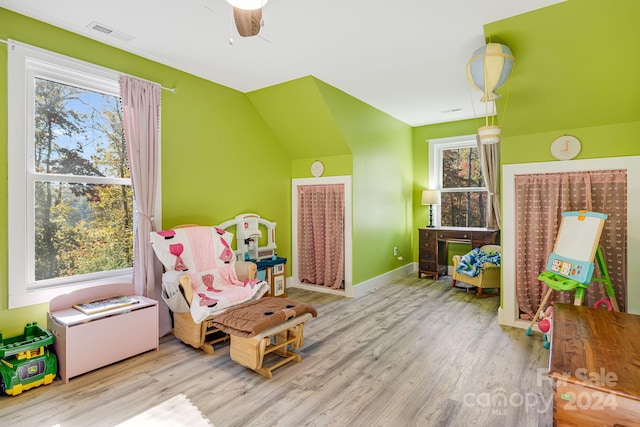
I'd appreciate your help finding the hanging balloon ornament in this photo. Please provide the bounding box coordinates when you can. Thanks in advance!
[466,42,515,144]
[226,0,269,38]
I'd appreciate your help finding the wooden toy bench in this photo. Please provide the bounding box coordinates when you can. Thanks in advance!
[229,312,313,379]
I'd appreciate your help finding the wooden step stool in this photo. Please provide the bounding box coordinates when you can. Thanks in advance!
[229,313,312,379]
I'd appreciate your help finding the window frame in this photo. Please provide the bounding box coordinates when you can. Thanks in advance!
[7,41,160,308]
[428,134,488,228]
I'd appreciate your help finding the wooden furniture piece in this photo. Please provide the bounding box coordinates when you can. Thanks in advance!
[451,244,501,296]
[548,303,640,426]
[418,227,499,280]
[48,283,158,383]
[230,313,313,379]
[171,261,257,354]
[256,257,287,297]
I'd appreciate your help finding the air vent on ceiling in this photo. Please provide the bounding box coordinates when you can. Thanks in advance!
[86,21,135,42]
[438,107,463,114]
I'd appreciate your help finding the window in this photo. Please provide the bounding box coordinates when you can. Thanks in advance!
[8,41,135,308]
[428,135,488,228]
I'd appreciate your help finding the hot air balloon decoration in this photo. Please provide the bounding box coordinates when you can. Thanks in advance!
[466,43,515,144]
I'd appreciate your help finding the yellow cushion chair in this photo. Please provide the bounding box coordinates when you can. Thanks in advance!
[452,244,501,297]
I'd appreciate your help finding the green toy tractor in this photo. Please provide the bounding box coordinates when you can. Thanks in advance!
[0,322,57,396]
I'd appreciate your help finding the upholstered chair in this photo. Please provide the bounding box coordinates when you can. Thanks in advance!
[452,244,501,297]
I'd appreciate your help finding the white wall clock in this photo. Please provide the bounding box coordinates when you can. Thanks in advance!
[311,160,324,177]
[551,135,581,160]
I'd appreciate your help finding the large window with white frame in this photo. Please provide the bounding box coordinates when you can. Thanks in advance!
[428,135,488,228]
[8,41,141,308]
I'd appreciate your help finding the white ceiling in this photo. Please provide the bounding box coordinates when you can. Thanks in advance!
[1,0,563,126]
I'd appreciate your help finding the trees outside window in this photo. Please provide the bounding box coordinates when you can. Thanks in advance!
[34,78,133,282]
[8,41,135,308]
[428,136,488,228]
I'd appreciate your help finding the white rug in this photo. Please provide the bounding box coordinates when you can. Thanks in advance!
[117,394,213,427]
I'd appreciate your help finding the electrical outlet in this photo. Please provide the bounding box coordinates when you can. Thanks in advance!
[393,246,398,256]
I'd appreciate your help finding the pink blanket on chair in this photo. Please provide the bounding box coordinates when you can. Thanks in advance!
[151,226,268,323]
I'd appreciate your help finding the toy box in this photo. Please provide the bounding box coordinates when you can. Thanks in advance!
[0,322,57,396]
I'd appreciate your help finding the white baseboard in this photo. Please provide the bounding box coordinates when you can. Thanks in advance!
[498,306,538,331]
[288,263,417,299]
[289,282,350,297]
[353,263,417,298]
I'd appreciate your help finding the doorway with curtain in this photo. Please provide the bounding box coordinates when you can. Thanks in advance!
[291,176,353,297]
[500,156,640,329]
[513,169,627,319]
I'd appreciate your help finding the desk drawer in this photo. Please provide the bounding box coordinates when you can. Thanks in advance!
[419,260,437,272]
[419,229,437,240]
[419,238,436,250]
[437,230,471,240]
[471,231,499,246]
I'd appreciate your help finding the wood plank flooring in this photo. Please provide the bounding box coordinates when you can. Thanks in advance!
[0,275,553,427]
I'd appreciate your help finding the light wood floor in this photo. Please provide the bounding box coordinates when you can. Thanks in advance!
[0,275,553,427]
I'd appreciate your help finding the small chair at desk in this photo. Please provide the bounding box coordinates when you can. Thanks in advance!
[451,245,501,297]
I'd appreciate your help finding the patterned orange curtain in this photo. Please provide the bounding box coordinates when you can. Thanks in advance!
[297,184,345,289]
[515,169,627,319]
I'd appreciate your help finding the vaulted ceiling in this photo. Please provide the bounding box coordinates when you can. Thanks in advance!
[0,0,563,126]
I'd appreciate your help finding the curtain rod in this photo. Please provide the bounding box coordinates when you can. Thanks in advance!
[1,37,176,93]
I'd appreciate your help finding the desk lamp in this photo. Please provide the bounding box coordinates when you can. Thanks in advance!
[421,190,441,227]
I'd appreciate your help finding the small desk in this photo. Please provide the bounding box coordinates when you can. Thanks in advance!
[418,227,499,279]
[548,303,640,426]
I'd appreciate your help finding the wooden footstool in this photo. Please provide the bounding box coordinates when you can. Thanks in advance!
[229,313,312,379]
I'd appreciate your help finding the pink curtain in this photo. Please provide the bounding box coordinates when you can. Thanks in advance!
[119,76,162,300]
[515,169,627,319]
[297,184,345,289]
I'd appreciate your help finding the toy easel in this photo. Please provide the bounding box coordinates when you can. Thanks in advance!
[525,211,618,336]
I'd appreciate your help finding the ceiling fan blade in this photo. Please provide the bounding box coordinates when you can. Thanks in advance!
[233,7,262,37]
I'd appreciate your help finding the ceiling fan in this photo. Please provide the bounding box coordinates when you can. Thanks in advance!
[226,0,269,37]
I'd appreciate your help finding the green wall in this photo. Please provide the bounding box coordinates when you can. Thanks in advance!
[0,9,289,335]
[483,0,640,311]
[247,76,351,159]
[0,9,415,335]
[313,80,413,283]
[5,0,639,336]
[488,0,640,138]
[251,77,414,284]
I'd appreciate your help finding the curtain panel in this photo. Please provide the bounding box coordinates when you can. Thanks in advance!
[119,76,162,299]
[297,184,345,289]
[514,169,627,318]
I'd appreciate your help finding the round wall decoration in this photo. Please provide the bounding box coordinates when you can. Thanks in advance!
[551,135,581,160]
[311,160,324,177]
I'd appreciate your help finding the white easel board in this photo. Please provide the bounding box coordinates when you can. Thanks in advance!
[553,211,607,263]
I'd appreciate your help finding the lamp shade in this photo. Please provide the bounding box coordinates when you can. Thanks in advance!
[466,43,514,103]
[421,190,441,205]
[226,0,268,10]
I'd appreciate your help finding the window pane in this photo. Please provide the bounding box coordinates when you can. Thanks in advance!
[34,181,133,281]
[442,147,483,189]
[440,191,488,228]
[34,78,129,179]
